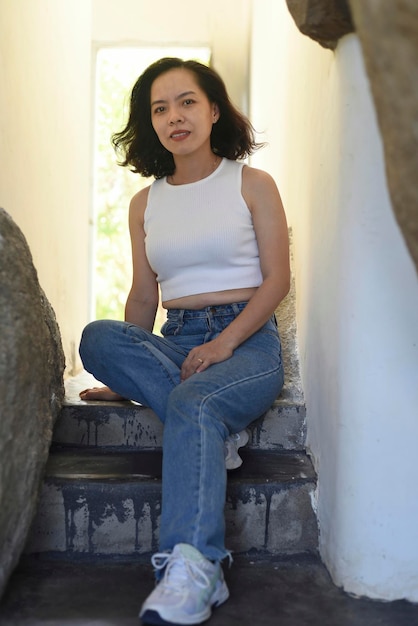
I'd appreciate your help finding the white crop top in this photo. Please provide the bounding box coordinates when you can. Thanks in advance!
[144,158,263,301]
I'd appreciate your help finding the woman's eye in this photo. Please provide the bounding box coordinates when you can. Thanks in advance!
[154,106,165,114]
[183,99,194,106]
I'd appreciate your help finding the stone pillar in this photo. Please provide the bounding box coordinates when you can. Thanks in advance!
[0,208,65,598]
[348,0,418,275]
[286,0,354,49]
[285,0,418,275]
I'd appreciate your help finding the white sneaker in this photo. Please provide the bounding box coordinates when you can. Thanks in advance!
[139,543,229,625]
[224,429,250,470]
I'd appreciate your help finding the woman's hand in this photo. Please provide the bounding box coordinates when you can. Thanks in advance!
[79,386,126,402]
[180,339,233,381]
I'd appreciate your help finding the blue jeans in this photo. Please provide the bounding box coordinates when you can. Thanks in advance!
[79,302,284,562]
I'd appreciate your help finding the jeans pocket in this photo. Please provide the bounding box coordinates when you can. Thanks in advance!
[161,319,181,337]
[215,313,237,332]
[259,315,279,336]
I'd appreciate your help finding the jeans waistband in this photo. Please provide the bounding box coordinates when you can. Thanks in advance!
[166,302,248,320]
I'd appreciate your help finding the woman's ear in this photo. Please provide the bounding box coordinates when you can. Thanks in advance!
[212,103,220,123]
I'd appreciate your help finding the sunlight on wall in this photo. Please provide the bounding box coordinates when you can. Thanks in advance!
[250,0,418,601]
[92,46,211,330]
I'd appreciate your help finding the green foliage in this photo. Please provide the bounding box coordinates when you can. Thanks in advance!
[93,52,147,321]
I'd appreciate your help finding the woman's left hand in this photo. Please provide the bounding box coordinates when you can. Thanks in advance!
[181,339,233,381]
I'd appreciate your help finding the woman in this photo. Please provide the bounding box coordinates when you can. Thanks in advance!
[79,57,290,626]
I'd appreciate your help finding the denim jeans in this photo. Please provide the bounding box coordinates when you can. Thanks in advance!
[79,302,284,562]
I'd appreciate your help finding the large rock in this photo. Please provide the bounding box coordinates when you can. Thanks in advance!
[286,0,354,49]
[348,0,418,276]
[0,208,65,598]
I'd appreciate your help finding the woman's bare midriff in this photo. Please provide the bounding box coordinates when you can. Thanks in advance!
[163,287,257,310]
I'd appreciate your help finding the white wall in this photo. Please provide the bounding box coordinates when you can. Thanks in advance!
[92,0,251,112]
[0,0,92,375]
[251,1,418,601]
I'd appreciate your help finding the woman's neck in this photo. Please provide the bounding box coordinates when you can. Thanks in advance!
[168,153,221,185]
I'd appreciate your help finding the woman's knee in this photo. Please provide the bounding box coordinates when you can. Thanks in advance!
[167,382,226,430]
[166,382,206,423]
[79,319,120,364]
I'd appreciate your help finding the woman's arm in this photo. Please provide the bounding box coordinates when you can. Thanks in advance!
[217,166,290,347]
[124,186,159,329]
[180,166,290,380]
[80,186,159,401]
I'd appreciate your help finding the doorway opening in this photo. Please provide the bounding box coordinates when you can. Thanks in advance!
[91,46,211,328]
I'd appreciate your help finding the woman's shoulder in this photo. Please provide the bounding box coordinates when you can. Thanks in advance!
[129,184,152,221]
[242,164,279,197]
[130,184,152,207]
[222,158,275,186]
[241,165,283,217]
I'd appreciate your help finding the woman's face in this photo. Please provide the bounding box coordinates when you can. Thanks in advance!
[150,68,219,158]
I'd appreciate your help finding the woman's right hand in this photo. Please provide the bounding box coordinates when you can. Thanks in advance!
[79,386,126,402]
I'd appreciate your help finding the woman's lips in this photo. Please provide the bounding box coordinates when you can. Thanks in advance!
[170,130,190,141]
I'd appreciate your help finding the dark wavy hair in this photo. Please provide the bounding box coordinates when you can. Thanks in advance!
[111,57,263,179]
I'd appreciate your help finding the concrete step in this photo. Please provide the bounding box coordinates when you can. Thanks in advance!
[54,372,307,451]
[3,554,416,626]
[54,400,306,451]
[25,448,318,558]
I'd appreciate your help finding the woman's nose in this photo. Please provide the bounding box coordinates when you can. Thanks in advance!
[168,108,184,125]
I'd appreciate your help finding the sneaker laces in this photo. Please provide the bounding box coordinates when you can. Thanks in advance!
[151,551,211,594]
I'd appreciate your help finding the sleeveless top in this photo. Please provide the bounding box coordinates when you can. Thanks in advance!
[144,158,263,301]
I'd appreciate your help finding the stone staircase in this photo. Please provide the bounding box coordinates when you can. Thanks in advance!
[23,368,317,561]
[24,258,319,562]
[5,391,416,626]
